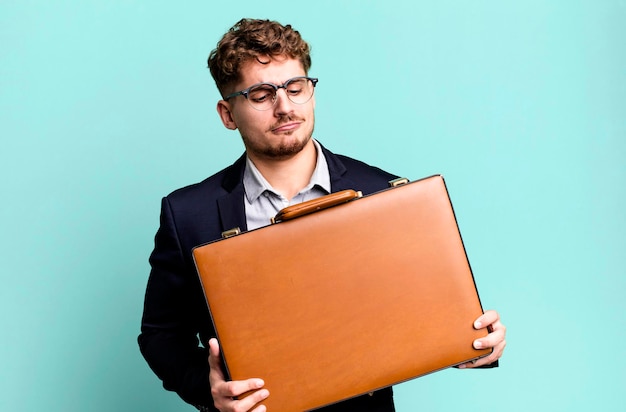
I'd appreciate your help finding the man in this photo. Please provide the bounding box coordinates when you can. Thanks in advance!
[139,18,506,412]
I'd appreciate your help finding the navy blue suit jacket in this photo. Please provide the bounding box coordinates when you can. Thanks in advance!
[139,144,398,411]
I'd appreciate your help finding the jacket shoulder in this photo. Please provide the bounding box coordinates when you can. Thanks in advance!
[323,146,399,195]
[164,154,246,206]
[166,171,227,204]
[335,154,397,180]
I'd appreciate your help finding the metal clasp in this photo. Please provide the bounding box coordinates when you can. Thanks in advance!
[389,177,409,187]
[221,227,241,239]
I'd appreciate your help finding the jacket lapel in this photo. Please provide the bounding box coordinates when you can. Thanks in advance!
[321,143,356,193]
[217,154,248,233]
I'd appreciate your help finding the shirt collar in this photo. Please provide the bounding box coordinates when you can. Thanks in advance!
[243,139,331,203]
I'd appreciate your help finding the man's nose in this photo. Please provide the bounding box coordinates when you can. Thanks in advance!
[273,88,293,114]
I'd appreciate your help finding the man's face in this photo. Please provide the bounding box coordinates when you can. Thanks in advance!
[217,57,315,162]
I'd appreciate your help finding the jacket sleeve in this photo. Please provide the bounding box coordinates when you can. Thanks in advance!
[138,197,217,410]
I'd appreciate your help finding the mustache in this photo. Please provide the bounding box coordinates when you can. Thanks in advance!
[267,115,305,132]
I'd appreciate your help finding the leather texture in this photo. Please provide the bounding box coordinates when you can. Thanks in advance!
[272,189,361,223]
[192,175,491,412]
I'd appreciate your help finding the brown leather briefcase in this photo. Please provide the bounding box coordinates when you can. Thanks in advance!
[192,175,491,411]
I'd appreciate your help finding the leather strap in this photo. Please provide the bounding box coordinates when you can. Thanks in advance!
[271,189,362,223]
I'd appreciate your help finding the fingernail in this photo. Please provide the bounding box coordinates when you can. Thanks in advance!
[474,320,482,329]
[255,379,265,388]
[458,364,467,369]
[474,340,483,349]
[260,389,270,398]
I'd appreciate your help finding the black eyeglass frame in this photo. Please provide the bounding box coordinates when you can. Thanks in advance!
[223,76,319,109]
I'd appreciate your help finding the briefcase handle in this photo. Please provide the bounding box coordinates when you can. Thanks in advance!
[271,189,363,224]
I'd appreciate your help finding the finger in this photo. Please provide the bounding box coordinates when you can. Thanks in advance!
[208,339,225,383]
[458,349,498,369]
[216,378,266,398]
[473,324,505,349]
[473,320,506,349]
[457,359,480,369]
[458,356,490,369]
[468,338,507,368]
[213,391,269,412]
[212,382,268,411]
[233,388,270,412]
[473,309,500,330]
[208,338,220,360]
[462,333,507,369]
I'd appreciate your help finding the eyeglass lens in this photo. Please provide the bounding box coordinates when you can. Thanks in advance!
[247,78,315,110]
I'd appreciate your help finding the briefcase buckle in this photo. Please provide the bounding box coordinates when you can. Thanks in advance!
[221,227,241,239]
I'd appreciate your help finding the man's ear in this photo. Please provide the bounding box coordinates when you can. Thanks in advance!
[217,100,237,130]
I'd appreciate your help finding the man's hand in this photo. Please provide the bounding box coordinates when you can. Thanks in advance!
[457,310,506,369]
[208,338,270,412]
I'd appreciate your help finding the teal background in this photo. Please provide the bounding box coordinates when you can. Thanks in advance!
[1,0,624,410]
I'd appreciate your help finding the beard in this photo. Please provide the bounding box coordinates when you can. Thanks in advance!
[241,115,315,160]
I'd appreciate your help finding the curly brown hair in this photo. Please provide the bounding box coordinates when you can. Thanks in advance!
[208,18,312,97]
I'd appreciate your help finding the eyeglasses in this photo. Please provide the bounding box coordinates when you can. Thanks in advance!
[224,76,318,111]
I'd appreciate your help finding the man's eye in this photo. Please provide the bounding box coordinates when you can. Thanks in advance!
[249,89,273,102]
[251,94,270,103]
[286,80,306,95]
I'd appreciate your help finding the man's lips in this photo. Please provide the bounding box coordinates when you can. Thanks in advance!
[270,121,302,133]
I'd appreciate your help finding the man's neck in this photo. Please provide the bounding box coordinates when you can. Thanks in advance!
[247,139,317,201]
